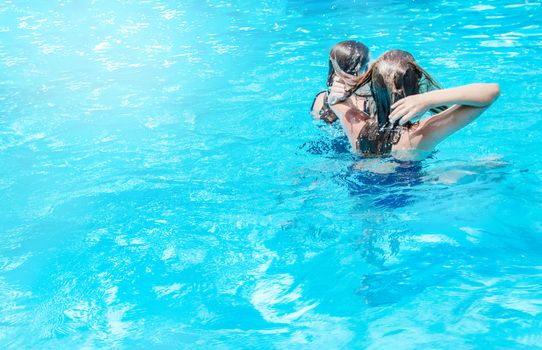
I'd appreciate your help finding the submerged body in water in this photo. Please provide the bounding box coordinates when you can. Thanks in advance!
[307,141,511,209]
[339,158,425,209]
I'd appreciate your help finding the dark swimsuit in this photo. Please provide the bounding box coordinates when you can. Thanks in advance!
[311,91,339,124]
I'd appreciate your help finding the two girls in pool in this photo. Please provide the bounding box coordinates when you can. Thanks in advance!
[311,41,500,160]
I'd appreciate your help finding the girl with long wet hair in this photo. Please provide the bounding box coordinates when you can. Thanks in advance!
[311,40,370,124]
[328,50,500,159]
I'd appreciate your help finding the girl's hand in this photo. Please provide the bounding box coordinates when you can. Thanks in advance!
[389,94,432,125]
[328,78,348,105]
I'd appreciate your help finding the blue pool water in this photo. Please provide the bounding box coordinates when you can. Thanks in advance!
[1,0,542,348]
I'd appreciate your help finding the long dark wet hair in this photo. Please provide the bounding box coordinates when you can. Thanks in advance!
[327,40,370,88]
[350,50,446,155]
[318,41,370,124]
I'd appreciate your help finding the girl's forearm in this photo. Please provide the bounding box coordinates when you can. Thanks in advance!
[425,83,500,108]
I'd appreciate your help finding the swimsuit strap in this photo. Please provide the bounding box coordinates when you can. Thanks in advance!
[310,90,326,114]
[316,91,339,124]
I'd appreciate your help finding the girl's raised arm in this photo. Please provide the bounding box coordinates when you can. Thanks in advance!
[390,83,500,151]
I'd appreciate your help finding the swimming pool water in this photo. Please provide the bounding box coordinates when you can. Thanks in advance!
[1,0,542,348]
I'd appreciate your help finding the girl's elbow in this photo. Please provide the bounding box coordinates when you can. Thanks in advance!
[488,83,500,103]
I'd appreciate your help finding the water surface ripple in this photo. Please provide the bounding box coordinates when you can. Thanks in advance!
[1,0,542,348]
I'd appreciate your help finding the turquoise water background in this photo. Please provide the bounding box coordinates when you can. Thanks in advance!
[1,0,542,348]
